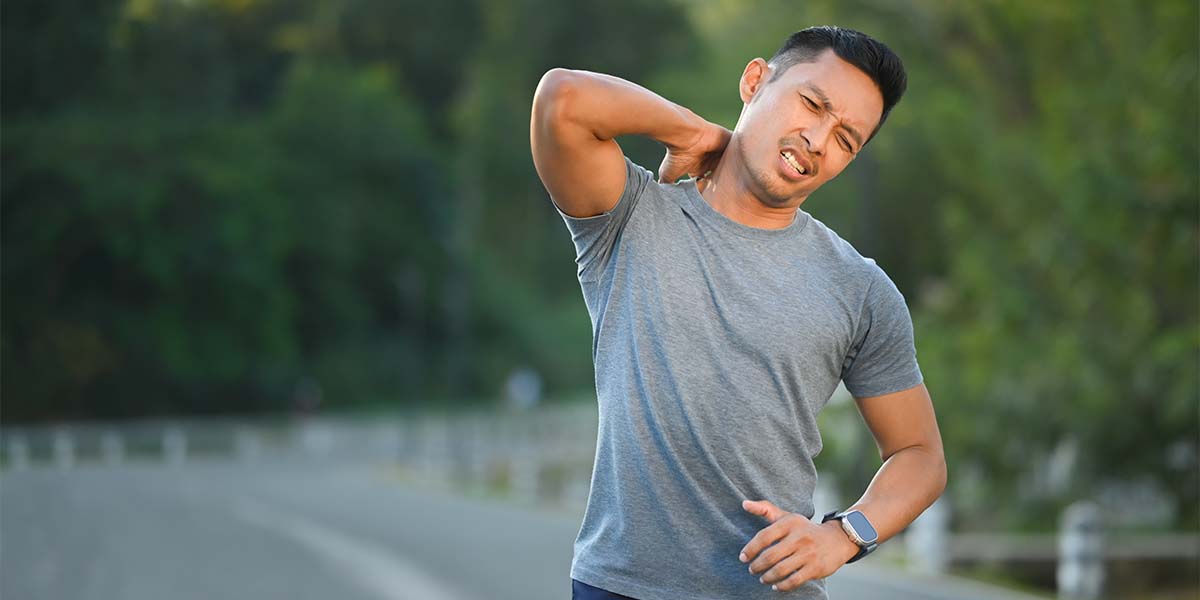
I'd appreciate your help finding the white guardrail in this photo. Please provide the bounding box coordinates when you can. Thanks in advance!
[2,404,1196,600]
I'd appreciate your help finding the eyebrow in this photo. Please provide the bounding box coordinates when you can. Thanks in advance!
[801,84,864,150]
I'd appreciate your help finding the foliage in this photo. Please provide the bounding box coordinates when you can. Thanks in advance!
[665,0,1198,528]
[1,0,1195,528]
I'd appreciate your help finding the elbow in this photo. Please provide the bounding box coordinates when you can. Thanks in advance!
[919,439,948,493]
[539,68,590,91]
[538,68,577,92]
[935,455,948,498]
[930,447,948,500]
[883,442,948,498]
[533,68,583,124]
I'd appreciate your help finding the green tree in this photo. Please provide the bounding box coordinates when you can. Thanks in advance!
[440,0,702,396]
[905,1,1199,529]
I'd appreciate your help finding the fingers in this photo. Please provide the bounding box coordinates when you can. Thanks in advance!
[740,522,787,566]
[659,152,719,185]
[770,564,820,592]
[659,167,694,184]
[700,122,733,151]
[756,552,807,586]
[699,153,723,177]
[657,157,682,184]
[738,500,828,591]
[713,127,732,152]
[742,499,784,522]
[744,538,788,577]
[740,499,790,565]
[746,526,810,578]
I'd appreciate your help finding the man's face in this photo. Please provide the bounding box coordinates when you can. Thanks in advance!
[731,48,884,207]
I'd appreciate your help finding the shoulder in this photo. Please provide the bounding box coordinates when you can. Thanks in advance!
[621,156,694,215]
[801,216,912,320]
[802,214,885,284]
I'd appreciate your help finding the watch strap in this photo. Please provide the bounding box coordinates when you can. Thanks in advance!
[821,510,878,564]
[846,541,877,563]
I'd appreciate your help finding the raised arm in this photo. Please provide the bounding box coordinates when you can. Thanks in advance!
[529,68,729,218]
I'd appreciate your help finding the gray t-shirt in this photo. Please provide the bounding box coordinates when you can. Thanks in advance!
[555,156,923,600]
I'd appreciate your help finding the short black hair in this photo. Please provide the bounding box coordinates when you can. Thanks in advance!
[767,26,907,143]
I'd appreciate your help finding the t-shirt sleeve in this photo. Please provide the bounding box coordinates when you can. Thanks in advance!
[840,264,925,398]
[553,155,654,283]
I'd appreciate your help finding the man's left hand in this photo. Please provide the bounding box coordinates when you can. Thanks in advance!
[739,499,860,591]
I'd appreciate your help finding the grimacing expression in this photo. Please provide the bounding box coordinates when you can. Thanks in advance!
[732,48,884,207]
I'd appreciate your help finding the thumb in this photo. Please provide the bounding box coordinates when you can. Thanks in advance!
[658,155,684,184]
[742,499,784,522]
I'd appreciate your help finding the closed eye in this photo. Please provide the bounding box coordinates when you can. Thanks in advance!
[800,92,857,153]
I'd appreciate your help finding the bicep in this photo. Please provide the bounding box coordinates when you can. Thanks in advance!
[530,69,627,218]
[841,266,923,398]
[853,383,944,462]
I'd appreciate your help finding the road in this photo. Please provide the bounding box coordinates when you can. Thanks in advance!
[0,462,1043,600]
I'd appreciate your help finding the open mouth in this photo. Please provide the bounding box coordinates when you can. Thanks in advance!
[780,150,809,179]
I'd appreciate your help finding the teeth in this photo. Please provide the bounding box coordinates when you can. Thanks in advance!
[781,151,806,175]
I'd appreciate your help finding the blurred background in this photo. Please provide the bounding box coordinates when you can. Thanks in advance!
[2,0,1196,598]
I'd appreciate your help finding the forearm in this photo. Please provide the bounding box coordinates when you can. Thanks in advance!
[535,68,704,150]
[842,445,947,545]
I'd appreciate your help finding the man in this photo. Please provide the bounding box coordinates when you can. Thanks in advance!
[529,26,947,600]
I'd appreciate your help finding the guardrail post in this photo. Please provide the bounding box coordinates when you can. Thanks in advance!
[467,420,489,485]
[235,428,261,463]
[100,431,124,466]
[1057,500,1104,599]
[413,418,446,480]
[509,449,540,503]
[371,423,401,461]
[163,427,187,466]
[6,436,30,470]
[906,495,949,573]
[811,476,842,522]
[299,421,333,461]
[53,429,75,469]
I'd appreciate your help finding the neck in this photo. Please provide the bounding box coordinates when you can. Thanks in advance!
[696,151,805,230]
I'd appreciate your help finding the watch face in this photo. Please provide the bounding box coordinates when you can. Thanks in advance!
[844,511,878,543]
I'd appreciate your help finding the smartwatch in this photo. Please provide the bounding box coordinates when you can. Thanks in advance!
[821,509,879,564]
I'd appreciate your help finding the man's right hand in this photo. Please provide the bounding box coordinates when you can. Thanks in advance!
[658,121,732,184]
[531,68,731,219]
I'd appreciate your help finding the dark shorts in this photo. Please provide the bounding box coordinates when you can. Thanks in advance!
[571,578,640,600]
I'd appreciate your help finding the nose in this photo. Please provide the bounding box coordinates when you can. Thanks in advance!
[800,121,833,156]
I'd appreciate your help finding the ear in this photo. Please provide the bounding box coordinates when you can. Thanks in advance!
[739,58,771,105]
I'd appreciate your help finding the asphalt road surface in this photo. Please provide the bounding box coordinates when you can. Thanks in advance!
[1,462,1043,600]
